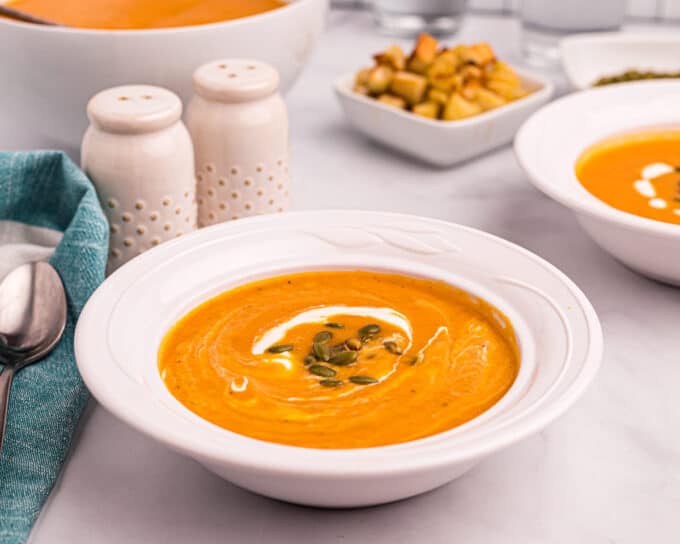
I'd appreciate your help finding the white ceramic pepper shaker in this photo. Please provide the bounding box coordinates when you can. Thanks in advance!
[186,59,290,227]
[81,85,196,274]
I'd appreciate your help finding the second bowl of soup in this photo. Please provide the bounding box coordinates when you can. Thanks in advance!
[516,80,680,285]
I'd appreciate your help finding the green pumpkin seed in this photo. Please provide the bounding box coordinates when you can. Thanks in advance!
[324,322,345,329]
[349,375,378,385]
[313,330,333,344]
[309,364,336,377]
[345,337,362,351]
[303,355,316,366]
[328,350,358,366]
[329,343,347,354]
[409,353,424,365]
[319,379,343,387]
[267,344,293,354]
[313,341,331,362]
[358,324,381,336]
[384,341,402,355]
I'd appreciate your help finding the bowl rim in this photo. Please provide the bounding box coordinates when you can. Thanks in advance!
[0,0,322,35]
[75,210,602,477]
[515,79,680,238]
[561,30,680,49]
[333,65,555,130]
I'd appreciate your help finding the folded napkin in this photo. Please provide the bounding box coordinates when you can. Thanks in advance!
[0,152,108,543]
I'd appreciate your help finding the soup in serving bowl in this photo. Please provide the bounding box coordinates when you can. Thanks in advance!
[0,0,327,157]
[5,0,286,29]
[515,80,680,285]
[75,211,601,507]
[158,270,520,449]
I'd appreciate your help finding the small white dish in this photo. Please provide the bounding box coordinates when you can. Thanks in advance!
[334,67,553,167]
[515,80,680,285]
[561,32,680,90]
[75,210,601,507]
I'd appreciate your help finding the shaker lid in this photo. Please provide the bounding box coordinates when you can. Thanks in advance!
[192,59,280,103]
[87,85,182,134]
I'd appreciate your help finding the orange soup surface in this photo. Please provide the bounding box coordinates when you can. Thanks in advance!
[576,129,680,225]
[6,0,285,29]
[158,271,520,449]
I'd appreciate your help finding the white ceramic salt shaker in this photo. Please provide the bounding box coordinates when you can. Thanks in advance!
[186,59,290,227]
[81,85,196,274]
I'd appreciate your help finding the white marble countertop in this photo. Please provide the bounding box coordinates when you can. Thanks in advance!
[27,10,680,544]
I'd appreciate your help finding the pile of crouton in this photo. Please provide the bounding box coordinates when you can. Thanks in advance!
[354,34,529,121]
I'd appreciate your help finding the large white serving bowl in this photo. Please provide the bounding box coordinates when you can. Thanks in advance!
[515,81,680,285]
[334,67,553,167]
[75,210,601,507]
[0,0,327,157]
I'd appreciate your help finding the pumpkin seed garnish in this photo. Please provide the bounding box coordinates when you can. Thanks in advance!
[384,341,402,355]
[329,342,346,354]
[408,353,424,365]
[267,344,293,354]
[345,337,362,351]
[358,324,381,336]
[319,379,343,387]
[309,364,336,377]
[313,341,331,362]
[349,375,378,385]
[324,322,345,329]
[328,350,358,366]
[313,330,333,344]
[303,355,316,366]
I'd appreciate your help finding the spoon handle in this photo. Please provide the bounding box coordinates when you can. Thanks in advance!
[0,366,15,454]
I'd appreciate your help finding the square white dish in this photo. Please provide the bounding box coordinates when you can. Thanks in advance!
[334,67,553,167]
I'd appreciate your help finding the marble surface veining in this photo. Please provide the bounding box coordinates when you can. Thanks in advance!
[18,11,680,544]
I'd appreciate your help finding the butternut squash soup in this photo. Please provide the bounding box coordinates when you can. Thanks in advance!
[576,129,680,225]
[5,0,285,29]
[158,271,520,449]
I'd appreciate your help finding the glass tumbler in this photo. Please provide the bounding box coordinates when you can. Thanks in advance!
[373,0,468,37]
[519,0,626,67]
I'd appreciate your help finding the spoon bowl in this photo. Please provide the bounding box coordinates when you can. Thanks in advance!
[0,262,67,452]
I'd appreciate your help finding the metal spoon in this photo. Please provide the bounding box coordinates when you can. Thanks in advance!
[0,5,61,26]
[0,262,67,453]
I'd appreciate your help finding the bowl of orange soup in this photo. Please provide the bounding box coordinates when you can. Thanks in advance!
[0,0,327,156]
[74,210,601,507]
[515,81,680,285]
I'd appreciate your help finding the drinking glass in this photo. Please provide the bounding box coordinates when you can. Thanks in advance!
[372,0,468,37]
[519,0,626,67]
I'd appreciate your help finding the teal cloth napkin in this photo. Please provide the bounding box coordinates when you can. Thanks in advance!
[0,151,108,543]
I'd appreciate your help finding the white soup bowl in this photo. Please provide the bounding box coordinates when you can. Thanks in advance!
[75,211,602,507]
[515,81,680,285]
